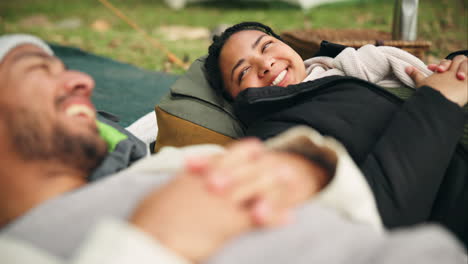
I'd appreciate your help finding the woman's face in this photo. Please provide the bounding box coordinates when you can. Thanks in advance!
[219,30,306,98]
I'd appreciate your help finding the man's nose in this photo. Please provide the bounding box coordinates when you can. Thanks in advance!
[61,71,95,96]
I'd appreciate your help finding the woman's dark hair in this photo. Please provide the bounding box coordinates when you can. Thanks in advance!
[204,21,282,101]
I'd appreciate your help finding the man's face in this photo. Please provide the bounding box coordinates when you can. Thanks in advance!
[219,30,306,98]
[0,44,107,173]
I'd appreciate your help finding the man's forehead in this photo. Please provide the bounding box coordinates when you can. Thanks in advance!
[0,44,53,68]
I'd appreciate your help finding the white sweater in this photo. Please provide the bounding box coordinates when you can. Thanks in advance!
[303,44,432,88]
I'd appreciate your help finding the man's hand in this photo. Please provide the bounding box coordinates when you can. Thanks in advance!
[186,139,331,226]
[406,55,468,106]
[130,172,251,263]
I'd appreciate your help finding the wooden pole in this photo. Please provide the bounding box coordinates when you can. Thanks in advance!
[98,0,189,70]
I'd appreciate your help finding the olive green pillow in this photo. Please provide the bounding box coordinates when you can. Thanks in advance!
[155,57,245,151]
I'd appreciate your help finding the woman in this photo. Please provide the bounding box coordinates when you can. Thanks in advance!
[204,21,468,247]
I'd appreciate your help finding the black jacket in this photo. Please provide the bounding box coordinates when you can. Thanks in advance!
[234,75,468,247]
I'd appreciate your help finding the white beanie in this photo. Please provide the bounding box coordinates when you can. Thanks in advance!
[0,34,53,63]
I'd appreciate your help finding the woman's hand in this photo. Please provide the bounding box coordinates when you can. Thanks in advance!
[427,55,467,80]
[406,55,467,106]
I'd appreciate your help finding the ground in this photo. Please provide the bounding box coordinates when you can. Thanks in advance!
[1,0,466,74]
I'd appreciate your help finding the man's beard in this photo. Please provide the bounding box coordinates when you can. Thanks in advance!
[2,107,108,176]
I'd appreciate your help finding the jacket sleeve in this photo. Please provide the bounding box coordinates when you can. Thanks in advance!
[359,85,466,228]
[265,126,383,231]
[0,219,192,264]
[126,129,383,230]
[71,218,192,264]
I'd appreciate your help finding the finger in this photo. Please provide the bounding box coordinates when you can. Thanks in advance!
[252,197,293,227]
[227,157,295,204]
[229,167,277,203]
[224,137,264,157]
[205,162,254,194]
[447,55,466,72]
[206,138,265,191]
[250,192,284,227]
[185,155,217,174]
[205,171,232,193]
[436,59,452,73]
[456,58,467,80]
[208,161,263,195]
[427,64,438,72]
[250,198,273,226]
[405,66,425,86]
[225,157,293,200]
[220,138,264,165]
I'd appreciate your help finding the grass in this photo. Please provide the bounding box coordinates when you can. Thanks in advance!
[1,0,466,74]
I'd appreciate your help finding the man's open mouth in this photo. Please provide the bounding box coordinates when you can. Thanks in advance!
[65,104,96,119]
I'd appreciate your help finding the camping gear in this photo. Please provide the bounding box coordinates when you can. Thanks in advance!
[281,0,429,60]
[392,0,419,41]
[280,29,430,61]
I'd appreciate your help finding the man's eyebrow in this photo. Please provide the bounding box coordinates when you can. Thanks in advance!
[230,34,268,82]
[10,51,55,66]
[10,51,67,72]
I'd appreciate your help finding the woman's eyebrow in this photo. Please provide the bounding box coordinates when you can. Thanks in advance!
[231,58,245,82]
[230,34,268,81]
[252,34,267,49]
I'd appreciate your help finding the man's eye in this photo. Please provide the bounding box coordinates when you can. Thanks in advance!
[34,63,49,71]
[262,41,273,52]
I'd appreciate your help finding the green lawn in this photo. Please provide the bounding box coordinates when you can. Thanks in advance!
[1,0,466,73]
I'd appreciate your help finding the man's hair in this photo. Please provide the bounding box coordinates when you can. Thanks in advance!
[204,22,282,100]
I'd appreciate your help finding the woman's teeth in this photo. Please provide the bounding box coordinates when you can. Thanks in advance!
[271,69,287,86]
[65,105,95,119]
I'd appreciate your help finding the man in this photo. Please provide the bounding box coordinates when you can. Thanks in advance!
[0,33,372,262]
[0,34,465,264]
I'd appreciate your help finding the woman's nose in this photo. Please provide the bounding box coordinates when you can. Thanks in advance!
[255,57,275,77]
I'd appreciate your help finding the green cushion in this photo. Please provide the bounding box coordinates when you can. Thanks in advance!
[50,44,179,127]
[157,57,245,138]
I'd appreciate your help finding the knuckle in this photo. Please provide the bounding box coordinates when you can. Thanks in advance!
[242,139,263,151]
[453,55,466,62]
[441,63,450,67]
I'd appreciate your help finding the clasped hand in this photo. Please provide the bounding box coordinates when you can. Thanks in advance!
[406,54,467,106]
[131,138,330,263]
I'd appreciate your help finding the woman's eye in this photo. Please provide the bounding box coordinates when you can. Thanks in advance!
[239,67,250,83]
[262,41,273,52]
